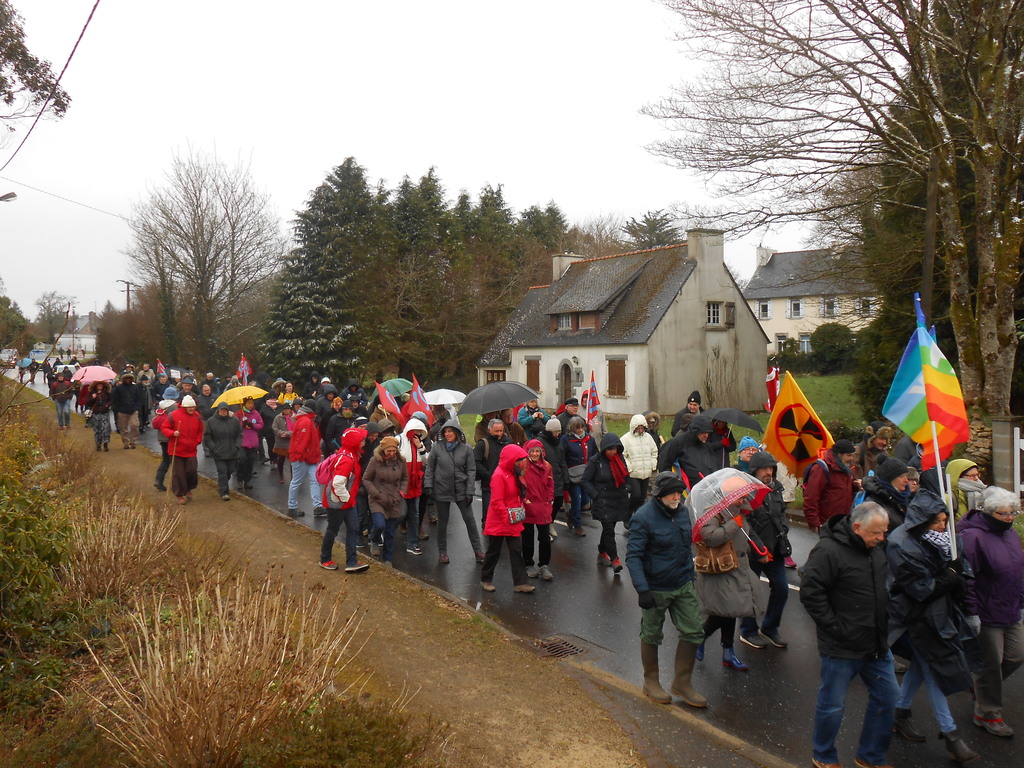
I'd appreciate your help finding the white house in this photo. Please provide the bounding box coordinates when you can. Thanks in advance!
[53,311,100,357]
[476,229,769,417]
[743,247,875,355]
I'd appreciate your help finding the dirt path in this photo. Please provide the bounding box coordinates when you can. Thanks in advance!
[56,410,645,768]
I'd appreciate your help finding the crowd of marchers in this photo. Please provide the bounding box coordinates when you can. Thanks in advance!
[39,363,1023,768]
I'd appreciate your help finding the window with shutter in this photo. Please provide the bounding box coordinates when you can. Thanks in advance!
[608,359,626,397]
[526,359,540,391]
[725,302,736,328]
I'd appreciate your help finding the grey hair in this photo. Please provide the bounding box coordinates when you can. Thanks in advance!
[850,501,889,527]
[981,486,1021,515]
[566,416,587,433]
[487,418,504,430]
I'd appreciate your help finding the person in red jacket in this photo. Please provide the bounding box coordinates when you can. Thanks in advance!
[161,394,204,504]
[481,443,534,593]
[287,400,321,518]
[320,427,370,573]
[521,439,555,581]
[803,440,858,534]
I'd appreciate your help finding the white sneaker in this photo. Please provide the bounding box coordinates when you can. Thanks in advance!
[526,565,540,578]
[540,565,554,581]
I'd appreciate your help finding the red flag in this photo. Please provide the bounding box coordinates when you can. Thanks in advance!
[586,371,600,425]
[405,374,434,426]
[237,354,251,385]
[765,365,781,411]
[156,359,166,376]
[375,381,407,428]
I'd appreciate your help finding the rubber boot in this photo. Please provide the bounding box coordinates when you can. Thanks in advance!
[670,642,708,708]
[640,642,671,704]
[722,645,749,671]
[940,730,979,764]
[893,708,925,742]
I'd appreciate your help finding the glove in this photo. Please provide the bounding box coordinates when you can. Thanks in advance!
[949,557,965,574]
[637,591,656,610]
[966,615,981,636]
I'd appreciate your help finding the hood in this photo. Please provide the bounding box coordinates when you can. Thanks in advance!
[340,427,368,453]
[309,371,321,381]
[904,488,947,531]
[439,418,464,442]
[498,442,529,472]
[747,450,777,475]
[403,417,428,438]
[688,413,713,435]
[321,384,339,398]
[346,378,361,391]
[629,414,647,433]
[524,438,546,459]
[948,458,979,489]
[599,432,624,453]
[643,410,661,431]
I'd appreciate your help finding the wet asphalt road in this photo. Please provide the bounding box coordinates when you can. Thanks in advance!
[21,377,1022,767]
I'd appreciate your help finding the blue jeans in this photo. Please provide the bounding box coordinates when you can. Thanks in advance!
[403,497,420,548]
[288,460,320,511]
[812,652,898,766]
[321,506,359,566]
[740,557,789,635]
[55,398,72,427]
[567,483,584,528]
[370,514,400,562]
[897,651,956,733]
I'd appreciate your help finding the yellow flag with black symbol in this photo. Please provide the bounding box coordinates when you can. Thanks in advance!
[763,373,834,477]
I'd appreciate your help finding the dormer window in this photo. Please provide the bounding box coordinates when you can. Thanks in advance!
[557,314,572,331]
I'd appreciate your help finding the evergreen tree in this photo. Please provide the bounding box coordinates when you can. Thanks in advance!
[262,158,389,382]
[621,210,682,249]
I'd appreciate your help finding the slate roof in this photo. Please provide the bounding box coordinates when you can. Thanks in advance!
[743,249,869,299]
[478,244,696,366]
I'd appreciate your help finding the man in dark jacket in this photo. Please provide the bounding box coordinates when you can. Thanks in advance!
[203,403,242,501]
[657,413,726,487]
[802,439,858,534]
[111,372,142,449]
[799,502,898,768]
[342,378,369,414]
[861,454,911,532]
[302,370,322,399]
[474,418,511,527]
[670,390,702,436]
[626,472,707,709]
[738,451,792,650]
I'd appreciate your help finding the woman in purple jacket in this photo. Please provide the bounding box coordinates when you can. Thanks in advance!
[960,486,1024,739]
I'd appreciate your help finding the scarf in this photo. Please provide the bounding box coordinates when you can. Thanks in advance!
[608,451,628,488]
[876,476,910,508]
[444,439,458,451]
[921,529,952,561]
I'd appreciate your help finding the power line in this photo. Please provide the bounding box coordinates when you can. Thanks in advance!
[0,0,104,174]
[0,174,129,221]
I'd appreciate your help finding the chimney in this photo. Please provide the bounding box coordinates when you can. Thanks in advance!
[686,228,725,263]
[756,245,777,267]
[551,252,583,283]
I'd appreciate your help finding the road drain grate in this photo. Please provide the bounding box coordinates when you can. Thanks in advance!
[538,635,587,658]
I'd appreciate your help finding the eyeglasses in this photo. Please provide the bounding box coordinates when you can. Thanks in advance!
[993,509,1021,518]
[961,471,982,480]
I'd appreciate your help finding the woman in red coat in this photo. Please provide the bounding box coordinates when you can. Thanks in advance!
[161,394,204,503]
[481,443,534,593]
[521,439,555,581]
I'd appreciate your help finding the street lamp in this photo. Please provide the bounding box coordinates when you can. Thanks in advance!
[0,192,16,202]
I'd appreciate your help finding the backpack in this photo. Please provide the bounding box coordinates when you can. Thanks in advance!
[801,458,829,488]
[316,452,343,485]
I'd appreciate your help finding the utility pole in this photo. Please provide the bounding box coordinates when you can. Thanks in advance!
[116,279,139,311]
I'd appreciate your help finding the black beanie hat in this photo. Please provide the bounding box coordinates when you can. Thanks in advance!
[687,390,701,405]
[833,439,856,455]
[875,454,909,483]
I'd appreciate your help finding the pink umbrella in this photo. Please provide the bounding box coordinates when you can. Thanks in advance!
[72,365,118,384]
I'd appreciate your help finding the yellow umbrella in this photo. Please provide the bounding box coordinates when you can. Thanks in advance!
[212,385,269,407]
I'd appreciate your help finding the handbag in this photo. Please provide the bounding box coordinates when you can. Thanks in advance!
[84,409,93,419]
[507,505,526,525]
[693,538,739,574]
[272,446,289,457]
[567,464,586,484]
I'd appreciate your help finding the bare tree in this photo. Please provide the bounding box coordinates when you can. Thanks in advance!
[127,151,285,369]
[34,289,73,341]
[648,0,1024,422]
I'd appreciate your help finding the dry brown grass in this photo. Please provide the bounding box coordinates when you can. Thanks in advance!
[89,574,363,768]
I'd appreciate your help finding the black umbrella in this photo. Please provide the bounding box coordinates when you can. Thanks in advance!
[458,381,539,415]
[704,406,763,433]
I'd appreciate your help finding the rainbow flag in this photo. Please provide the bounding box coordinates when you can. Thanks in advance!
[763,372,833,477]
[882,294,970,470]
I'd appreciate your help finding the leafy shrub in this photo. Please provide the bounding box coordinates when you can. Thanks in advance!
[0,704,126,768]
[810,322,858,374]
[240,695,447,768]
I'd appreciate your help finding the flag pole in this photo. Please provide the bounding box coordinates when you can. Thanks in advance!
[930,420,957,559]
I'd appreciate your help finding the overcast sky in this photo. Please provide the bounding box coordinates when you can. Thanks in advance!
[0,0,804,319]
